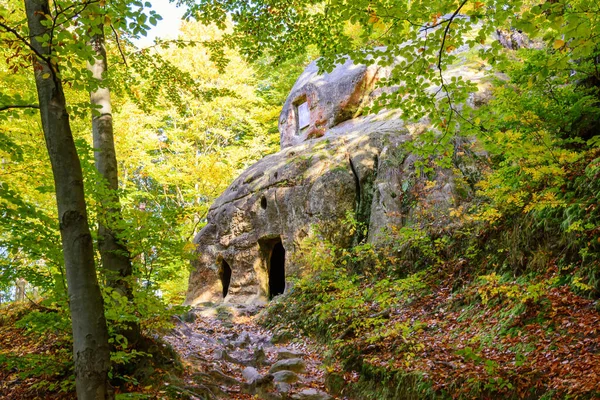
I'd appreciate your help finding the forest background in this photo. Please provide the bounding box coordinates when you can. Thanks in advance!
[1,0,600,398]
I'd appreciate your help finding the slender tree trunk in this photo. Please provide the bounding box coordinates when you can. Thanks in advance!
[89,28,141,346]
[15,278,26,302]
[24,1,111,399]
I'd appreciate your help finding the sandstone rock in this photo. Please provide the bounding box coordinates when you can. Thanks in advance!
[290,388,332,400]
[234,331,252,348]
[245,373,276,397]
[272,370,300,384]
[276,349,305,360]
[242,366,261,383]
[279,56,386,149]
[185,46,491,307]
[208,369,240,386]
[269,358,307,374]
[185,131,382,305]
[275,382,292,393]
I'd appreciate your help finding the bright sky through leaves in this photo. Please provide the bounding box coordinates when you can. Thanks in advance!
[134,0,184,48]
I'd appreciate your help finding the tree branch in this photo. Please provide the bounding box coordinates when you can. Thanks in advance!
[0,104,40,112]
[110,24,128,67]
[0,21,52,67]
[437,0,469,72]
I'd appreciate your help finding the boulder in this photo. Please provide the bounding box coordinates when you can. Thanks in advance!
[276,349,305,360]
[242,366,262,383]
[275,382,292,393]
[272,370,300,384]
[269,358,307,374]
[185,130,384,305]
[184,126,482,305]
[290,388,332,400]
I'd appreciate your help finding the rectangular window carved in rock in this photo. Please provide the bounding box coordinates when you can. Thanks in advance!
[296,101,310,132]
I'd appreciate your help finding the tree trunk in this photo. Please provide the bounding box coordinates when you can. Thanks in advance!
[89,27,141,346]
[15,278,26,302]
[24,1,111,399]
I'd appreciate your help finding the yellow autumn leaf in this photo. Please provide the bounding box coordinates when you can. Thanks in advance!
[42,72,50,79]
[183,242,197,252]
[553,39,565,49]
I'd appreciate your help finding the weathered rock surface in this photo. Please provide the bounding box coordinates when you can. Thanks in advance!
[290,388,333,400]
[272,370,300,384]
[276,349,305,360]
[185,45,490,306]
[164,304,331,399]
[279,57,386,148]
[242,366,262,383]
[185,130,385,305]
[269,358,307,374]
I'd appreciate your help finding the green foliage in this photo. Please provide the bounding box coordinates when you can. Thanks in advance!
[15,309,71,334]
[1,2,290,394]
[182,0,600,290]
[0,306,75,396]
[476,272,557,305]
[0,351,73,389]
[2,0,600,396]
[262,227,432,367]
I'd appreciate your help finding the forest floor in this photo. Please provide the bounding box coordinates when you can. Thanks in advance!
[163,303,337,400]
[3,286,600,399]
[0,302,338,400]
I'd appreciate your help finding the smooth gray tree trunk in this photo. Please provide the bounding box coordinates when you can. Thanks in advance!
[24,1,111,398]
[88,28,140,346]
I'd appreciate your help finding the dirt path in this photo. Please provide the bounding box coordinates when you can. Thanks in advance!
[164,304,335,400]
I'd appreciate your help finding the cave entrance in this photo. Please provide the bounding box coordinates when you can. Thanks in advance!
[269,241,286,299]
[258,237,287,300]
[219,259,232,298]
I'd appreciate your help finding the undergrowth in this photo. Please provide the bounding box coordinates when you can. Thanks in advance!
[258,144,600,399]
[0,299,185,399]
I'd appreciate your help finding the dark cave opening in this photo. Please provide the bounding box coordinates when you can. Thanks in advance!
[269,241,286,299]
[219,259,232,298]
[260,196,267,209]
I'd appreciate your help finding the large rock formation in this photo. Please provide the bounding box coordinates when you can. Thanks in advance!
[185,51,489,306]
[278,57,385,148]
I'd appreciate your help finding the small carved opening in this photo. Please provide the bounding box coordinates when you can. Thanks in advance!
[269,241,286,299]
[219,259,232,298]
[260,196,267,210]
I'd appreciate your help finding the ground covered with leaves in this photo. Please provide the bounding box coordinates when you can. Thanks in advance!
[163,303,333,399]
[0,303,181,399]
[261,259,600,399]
[0,304,75,399]
[0,301,336,400]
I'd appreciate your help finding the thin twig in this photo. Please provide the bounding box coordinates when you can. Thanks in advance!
[24,290,58,313]
[0,104,40,111]
[437,0,469,72]
[110,24,128,67]
[0,21,52,67]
